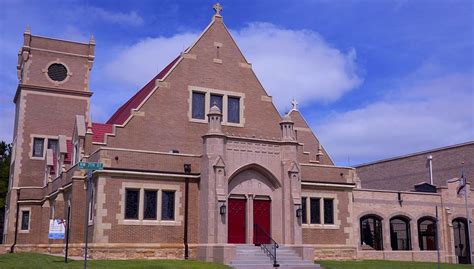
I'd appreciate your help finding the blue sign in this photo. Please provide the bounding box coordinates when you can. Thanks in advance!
[79,162,103,170]
[48,219,66,239]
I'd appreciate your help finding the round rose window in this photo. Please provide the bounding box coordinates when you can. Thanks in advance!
[47,63,68,82]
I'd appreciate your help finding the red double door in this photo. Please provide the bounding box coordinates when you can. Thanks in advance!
[228,198,271,244]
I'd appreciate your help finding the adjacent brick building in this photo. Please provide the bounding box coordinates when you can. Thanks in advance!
[2,4,473,265]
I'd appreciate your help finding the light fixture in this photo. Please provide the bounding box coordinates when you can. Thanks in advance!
[296,207,302,218]
[220,203,227,215]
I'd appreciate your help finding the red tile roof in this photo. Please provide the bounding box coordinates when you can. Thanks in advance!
[106,56,180,125]
[91,123,113,143]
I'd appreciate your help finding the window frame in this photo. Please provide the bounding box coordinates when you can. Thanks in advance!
[390,216,412,251]
[32,137,45,158]
[360,214,384,251]
[19,207,31,233]
[301,193,339,229]
[418,216,437,251]
[188,86,245,127]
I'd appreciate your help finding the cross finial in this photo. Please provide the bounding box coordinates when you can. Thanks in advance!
[291,99,299,111]
[213,3,222,17]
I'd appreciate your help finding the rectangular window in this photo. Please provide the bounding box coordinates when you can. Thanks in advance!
[88,187,94,222]
[144,190,157,220]
[310,198,321,224]
[228,96,240,123]
[47,139,58,155]
[161,191,175,220]
[192,92,205,119]
[301,197,307,224]
[32,138,44,157]
[210,94,223,111]
[125,189,139,220]
[21,211,30,230]
[323,199,334,224]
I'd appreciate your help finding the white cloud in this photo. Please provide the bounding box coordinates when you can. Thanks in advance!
[104,23,361,110]
[86,7,144,27]
[316,73,474,165]
[233,23,362,109]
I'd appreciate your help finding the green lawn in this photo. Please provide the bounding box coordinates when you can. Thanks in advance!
[0,253,230,269]
[318,260,473,269]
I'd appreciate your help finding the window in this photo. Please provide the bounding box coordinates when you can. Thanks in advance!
[21,210,30,230]
[161,191,175,220]
[32,138,44,157]
[390,216,411,250]
[301,197,307,224]
[73,141,79,165]
[125,189,139,219]
[418,217,437,250]
[192,92,205,119]
[323,199,334,224]
[47,139,58,155]
[360,215,383,250]
[47,63,68,82]
[228,96,240,123]
[310,197,320,224]
[210,94,223,111]
[144,190,157,220]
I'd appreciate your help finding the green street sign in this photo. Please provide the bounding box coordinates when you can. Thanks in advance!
[78,162,104,170]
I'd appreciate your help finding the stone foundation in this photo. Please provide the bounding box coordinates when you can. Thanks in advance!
[3,243,197,260]
[314,246,357,260]
[357,250,451,263]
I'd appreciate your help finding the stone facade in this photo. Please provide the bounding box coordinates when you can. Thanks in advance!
[2,4,473,266]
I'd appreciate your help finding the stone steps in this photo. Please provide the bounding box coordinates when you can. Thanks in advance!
[229,245,321,269]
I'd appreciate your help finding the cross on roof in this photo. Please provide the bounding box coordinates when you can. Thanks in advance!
[213,3,222,16]
[291,99,299,111]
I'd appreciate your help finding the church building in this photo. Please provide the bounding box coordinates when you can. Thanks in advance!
[2,4,473,267]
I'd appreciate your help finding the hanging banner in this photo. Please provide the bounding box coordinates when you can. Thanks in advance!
[48,219,66,239]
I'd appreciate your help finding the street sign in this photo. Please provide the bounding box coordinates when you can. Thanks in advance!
[78,162,103,170]
[48,219,66,239]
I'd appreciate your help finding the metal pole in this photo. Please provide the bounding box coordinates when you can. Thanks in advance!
[464,179,472,264]
[65,204,71,263]
[183,164,191,260]
[436,206,440,269]
[83,172,91,269]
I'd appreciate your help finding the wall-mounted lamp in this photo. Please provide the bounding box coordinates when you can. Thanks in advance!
[184,164,191,174]
[220,203,227,215]
[296,207,302,218]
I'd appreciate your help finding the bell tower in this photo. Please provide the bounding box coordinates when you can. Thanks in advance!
[4,27,95,244]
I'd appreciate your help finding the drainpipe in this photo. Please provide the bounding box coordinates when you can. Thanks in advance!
[10,189,20,253]
[183,164,191,259]
[428,155,434,185]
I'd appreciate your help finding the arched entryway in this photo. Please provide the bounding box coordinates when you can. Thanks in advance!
[453,218,471,264]
[227,164,281,244]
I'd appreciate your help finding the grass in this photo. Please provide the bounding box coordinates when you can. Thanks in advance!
[0,253,231,269]
[318,259,473,269]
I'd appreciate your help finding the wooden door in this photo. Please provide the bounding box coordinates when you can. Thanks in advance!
[253,199,271,244]
[228,198,246,244]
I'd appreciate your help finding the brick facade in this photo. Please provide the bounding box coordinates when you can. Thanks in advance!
[2,6,473,266]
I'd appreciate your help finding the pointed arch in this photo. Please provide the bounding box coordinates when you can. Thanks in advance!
[228,163,281,189]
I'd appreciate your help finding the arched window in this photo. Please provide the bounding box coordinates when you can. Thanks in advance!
[418,217,437,250]
[360,215,383,250]
[453,218,471,264]
[390,216,411,250]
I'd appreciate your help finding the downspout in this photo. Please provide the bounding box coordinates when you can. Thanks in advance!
[10,189,20,253]
[183,164,191,259]
[428,155,434,185]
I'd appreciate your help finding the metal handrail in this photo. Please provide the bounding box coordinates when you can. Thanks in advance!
[254,224,279,267]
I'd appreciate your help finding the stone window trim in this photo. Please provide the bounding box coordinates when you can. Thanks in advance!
[19,206,31,233]
[187,85,245,127]
[29,134,60,160]
[42,60,72,86]
[117,182,182,226]
[301,192,340,229]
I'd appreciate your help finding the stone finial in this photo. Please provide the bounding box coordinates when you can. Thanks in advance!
[24,25,31,35]
[291,99,298,111]
[89,34,95,45]
[213,2,223,17]
[280,113,295,142]
[207,104,223,134]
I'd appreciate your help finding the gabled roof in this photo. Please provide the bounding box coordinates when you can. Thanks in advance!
[106,56,180,125]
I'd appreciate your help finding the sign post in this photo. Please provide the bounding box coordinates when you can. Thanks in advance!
[79,162,103,269]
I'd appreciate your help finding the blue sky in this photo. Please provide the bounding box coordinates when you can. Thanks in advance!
[0,0,473,165]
